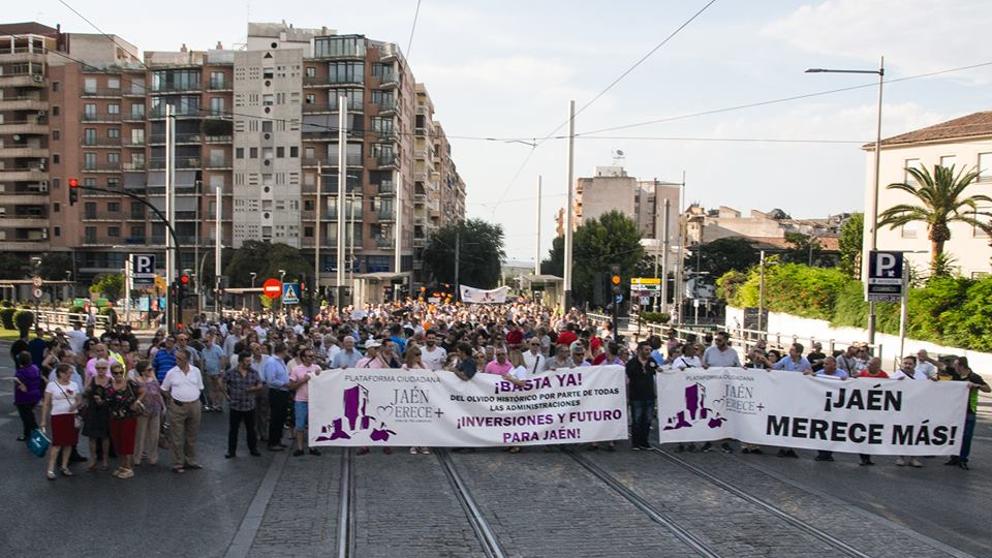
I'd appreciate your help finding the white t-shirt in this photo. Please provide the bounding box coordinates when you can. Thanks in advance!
[672,355,702,370]
[421,346,448,371]
[511,365,529,381]
[66,329,88,355]
[891,369,929,381]
[522,351,546,374]
[46,380,80,415]
[161,365,205,403]
[915,361,938,379]
[703,346,741,368]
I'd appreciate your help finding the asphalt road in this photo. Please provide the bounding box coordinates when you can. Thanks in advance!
[1,347,989,558]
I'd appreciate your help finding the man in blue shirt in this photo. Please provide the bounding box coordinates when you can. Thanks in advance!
[262,343,291,451]
[772,343,813,373]
[330,336,362,369]
[153,336,178,383]
[200,333,227,411]
[388,324,406,356]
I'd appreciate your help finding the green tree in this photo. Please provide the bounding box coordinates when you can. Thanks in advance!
[572,210,644,304]
[540,235,564,277]
[878,164,992,274]
[37,252,74,281]
[838,213,863,277]
[689,237,759,277]
[224,240,310,287]
[422,219,506,288]
[91,273,125,300]
[0,253,28,279]
[782,232,822,265]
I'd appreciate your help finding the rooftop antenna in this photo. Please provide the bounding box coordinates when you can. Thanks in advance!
[612,149,625,166]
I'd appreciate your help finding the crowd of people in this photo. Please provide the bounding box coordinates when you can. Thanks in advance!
[9,298,989,481]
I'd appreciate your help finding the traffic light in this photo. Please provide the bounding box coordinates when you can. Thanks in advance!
[68,177,79,206]
[179,273,190,286]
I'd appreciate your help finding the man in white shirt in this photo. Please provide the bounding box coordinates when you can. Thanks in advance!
[522,338,547,373]
[161,348,205,472]
[223,324,242,361]
[671,344,702,371]
[893,355,931,382]
[421,331,448,371]
[702,332,741,368]
[66,321,88,356]
[915,350,939,380]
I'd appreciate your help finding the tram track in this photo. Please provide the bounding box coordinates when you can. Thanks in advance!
[649,445,874,558]
[436,449,507,558]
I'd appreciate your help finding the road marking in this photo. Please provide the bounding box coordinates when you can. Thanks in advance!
[223,448,289,558]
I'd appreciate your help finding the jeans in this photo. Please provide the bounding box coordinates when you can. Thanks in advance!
[16,403,38,439]
[960,413,977,462]
[268,389,290,446]
[228,409,258,455]
[630,399,655,448]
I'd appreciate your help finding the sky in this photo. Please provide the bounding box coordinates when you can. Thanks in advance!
[14,0,992,260]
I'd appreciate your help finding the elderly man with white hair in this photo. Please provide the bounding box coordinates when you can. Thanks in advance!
[330,336,362,369]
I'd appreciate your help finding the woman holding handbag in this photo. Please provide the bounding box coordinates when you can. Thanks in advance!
[13,351,43,442]
[133,361,165,466]
[108,364,142,479]
[82,359,113,471]
[39,363,82,480]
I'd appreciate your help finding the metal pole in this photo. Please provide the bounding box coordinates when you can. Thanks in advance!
[336,95,346,311]
[661,198,670,314]
[758,249,766,332]
[349,190,355,292]
[395,174,403,297]
[165,104,175,330]
[124,258,131,325]
[454,226,460,301]
[194,192,201,316]
[866,56,885,346]
[673,175,685,325]
[563,100,576,312]
[315,160,322,304]
[898,260,908,361]
[215,184,222,318]
[535,175,542,275]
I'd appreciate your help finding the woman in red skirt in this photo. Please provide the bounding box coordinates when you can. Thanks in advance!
[108,364,142,479]
[39,364,82,480]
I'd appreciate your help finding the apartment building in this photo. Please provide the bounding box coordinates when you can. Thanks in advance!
[574,165,679,241]
[684,204,843,252]
[0,20,467,296]
[864,111,992,278]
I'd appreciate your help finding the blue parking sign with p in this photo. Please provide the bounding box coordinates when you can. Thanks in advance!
[131,254,155,286]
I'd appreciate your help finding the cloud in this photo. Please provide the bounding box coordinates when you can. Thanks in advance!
[762,0,992,83]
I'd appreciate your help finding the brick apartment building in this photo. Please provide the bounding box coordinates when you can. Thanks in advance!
[0,21,466,298]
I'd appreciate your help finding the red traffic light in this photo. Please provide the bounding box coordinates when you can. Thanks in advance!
[68,178,79,188]
[179,274,190,285]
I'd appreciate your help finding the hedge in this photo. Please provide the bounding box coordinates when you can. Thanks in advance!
[0,307,14,329]
[720,264,992,352]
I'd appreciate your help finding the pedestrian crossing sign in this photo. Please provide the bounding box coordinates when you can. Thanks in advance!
[282,282,301,305]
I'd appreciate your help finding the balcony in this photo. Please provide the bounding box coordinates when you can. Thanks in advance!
[123,138,146,147]
[122,162,146,171]
[81,113,121,123]
[0,121,47,135]
[376,209,395,221]
[148,157,201,170]
[204,158,231,169]
[0,48,46,64]
[0,74,46,88]
[377,181,395,195]
[82,211,122,221]
[206,79,231,91]
[373,236,394,248]
[149,132,202,145]
[81,162,122,173]
[302,103,335,113]
[3,192,48,205]
[0,168,46,182]
[374,101,396,114]
[1,145,48,158]
[81,136,123,147]
[149,106,202,119]
[414,193,426,204]
[413,237,425,248]
[122,112,146,122]
[80,88,123,98]
[122,88,147,97]
[204,135,232,144]
[149,83,202,94]
[375,154,397,168]
[0,97,47,111]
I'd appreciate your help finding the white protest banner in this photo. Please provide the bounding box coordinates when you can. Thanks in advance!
[656,368,969,456]
[459,284,510,304]
[309,366,628,447]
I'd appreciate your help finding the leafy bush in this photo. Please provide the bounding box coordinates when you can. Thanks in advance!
[719,263,992,352]
[0,300,12,308]
[0,307,15,329]
[69,305,85,314]
[13,309,34,335]
[639,312,671,324]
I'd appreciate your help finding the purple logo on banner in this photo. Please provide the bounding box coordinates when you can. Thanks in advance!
[315,383,397,443]
[662,383,727,431]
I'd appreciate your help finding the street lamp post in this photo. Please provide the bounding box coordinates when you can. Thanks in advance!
[806,56,885,346]
[278,269,286,319]
[249,272,257,312]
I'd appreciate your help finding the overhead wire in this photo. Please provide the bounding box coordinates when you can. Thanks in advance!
[406,0,423,60]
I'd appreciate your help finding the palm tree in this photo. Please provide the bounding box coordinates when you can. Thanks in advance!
[878,164,992,272]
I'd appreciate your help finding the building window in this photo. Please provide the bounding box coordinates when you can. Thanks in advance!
[314,36,366,58]
[84,178,96,187]
[52,178,60,189]
[84,104,97,119]
[305,66,316,78]
[304,93,316,105]
[131,104,145,119]
[84,128,97,145]
[84,202,97,219]
[974,207,991,237]
[107,78,120,89]
[52,81,60,92]
[276,146,285,158]
[328,62,364,84]
[130,225,144,239]
[304,200,314,211]
[54,226,61,237]
[131,128,144,145]
[108,226,120,238]
[903,158,921,185]
[52,154,60,164]
[209,71,225,89]
[108,103,120,115]
[84,78,97,93]
[151,69,200,92]
[940,155,957,169]
[84,153,97,170]
[210,97,225,116]
[900,223,919,239]
[52,130,60,141]
[235,147,244,159]
[107,177,120,188]
[108,128,120,139]
[304,226,313,237]
[53,202,60,213]
[290,146,298,158]
[262,120,273,133]
[979,153,992,182]
[107,153,120,165]
[51,106,60,116]
[108,202,121,213]
[131,202,145,219]
[249,147,258,159]
[84,227,97,243]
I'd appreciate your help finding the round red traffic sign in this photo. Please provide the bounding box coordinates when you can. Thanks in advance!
[262,278,282,298]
